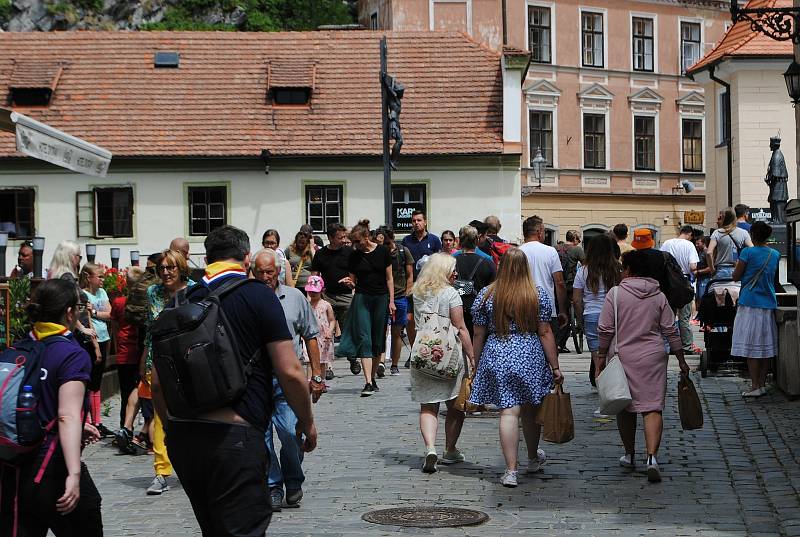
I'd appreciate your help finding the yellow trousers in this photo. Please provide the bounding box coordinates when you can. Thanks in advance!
[152,413,172,476]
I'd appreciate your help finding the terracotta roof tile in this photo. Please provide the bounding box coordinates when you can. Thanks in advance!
[687,0,793,74]
[268,59,316,90]
[0,31,504,159]
[9,60,64,90]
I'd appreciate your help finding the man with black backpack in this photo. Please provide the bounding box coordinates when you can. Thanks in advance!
[151,225,317,536]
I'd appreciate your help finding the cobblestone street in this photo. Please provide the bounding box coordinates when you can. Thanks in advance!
[81,339,800,537]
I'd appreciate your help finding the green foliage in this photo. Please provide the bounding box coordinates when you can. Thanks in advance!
[144,0,354,32]
[0,0,11,21]
[74,0,103,11]
[7,277,32,346]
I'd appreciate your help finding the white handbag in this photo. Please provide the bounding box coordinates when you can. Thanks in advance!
[597,287,633,415]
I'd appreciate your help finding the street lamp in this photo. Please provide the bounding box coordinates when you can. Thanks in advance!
[531,148,546,189]
[130,250,140,267]
[110,248,120,269]
[32,236,45,279]
[85,243,97,264]
[785,60,800,105]
[0,232,8,277]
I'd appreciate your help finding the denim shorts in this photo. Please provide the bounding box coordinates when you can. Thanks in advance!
[392,296,409,327]
[583,313,600,353]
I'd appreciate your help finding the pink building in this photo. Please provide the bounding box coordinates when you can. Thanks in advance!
[360,0,731,244]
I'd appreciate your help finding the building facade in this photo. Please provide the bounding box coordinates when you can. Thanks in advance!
[688,0,796,225]
[0,31,525,266]
[361,0,730,244]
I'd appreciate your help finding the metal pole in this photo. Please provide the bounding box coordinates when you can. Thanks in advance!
[380,37,392,228]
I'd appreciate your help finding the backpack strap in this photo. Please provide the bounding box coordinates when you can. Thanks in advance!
[207,276,263,300]
[466,256,485,281]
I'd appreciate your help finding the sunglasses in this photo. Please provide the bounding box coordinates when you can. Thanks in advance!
[159,265,178,272]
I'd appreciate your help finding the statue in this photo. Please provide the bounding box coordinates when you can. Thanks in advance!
[765,135,789,224]
[381,72,405,170]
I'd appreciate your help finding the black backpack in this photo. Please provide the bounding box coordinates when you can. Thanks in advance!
[661,251,695,309]
[150,278,263,419]
[453,256,485,312]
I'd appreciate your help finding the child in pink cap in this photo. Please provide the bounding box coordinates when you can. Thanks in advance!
[305,276,335,382]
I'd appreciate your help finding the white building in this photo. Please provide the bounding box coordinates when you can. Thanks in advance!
[0,31,526,266]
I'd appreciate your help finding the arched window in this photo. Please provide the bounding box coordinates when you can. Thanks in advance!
[581,223,610,250]
[544,224,559,247]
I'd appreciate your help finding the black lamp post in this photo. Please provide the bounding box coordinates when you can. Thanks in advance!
[86,243,97,264]
[32,236,45,279]
[110,248,120,270]
[0,232,8,277]
[784,60,800,105]
[130,250,140,267]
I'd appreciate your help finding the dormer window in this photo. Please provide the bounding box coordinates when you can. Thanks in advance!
[267,59,315,107]
[8,60,63,107]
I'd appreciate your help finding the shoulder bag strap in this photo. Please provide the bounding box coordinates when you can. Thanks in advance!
[745,249,774,291]
[466,256,485,281]
[613,286,619,357]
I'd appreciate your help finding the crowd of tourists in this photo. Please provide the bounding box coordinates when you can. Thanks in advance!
[0,204,780,536]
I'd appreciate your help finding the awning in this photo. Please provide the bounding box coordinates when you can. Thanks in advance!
[0,108,112,178]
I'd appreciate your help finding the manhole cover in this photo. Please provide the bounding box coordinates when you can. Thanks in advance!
[362,507,489,528]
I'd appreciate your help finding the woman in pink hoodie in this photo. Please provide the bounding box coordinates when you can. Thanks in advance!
[598,250,689,483]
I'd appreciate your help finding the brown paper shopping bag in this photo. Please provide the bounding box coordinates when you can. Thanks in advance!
[535,384,575,444]
[677,376,704,430]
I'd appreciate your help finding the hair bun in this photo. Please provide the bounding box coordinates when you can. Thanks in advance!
[25,302,42,322]
[358,219,370,227]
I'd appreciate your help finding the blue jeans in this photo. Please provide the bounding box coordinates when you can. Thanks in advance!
[264,378,305,492]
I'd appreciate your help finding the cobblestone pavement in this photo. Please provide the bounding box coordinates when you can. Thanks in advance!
[82,342,800,537]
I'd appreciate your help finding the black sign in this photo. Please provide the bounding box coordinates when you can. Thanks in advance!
[391,184,426,232]
[749,207,772,222]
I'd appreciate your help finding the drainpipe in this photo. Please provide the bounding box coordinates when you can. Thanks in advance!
[709,65,733,208]
[501,0,508,46]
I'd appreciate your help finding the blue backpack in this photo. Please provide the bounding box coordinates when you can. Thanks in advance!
[0,336,67,463]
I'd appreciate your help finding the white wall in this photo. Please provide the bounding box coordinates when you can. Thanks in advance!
[0,159,521,271]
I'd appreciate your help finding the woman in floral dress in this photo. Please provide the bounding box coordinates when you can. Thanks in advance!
[469,248,562,487]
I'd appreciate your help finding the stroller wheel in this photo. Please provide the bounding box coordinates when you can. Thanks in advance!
[700,351,709,378]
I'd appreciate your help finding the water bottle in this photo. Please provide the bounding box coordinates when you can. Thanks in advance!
[17,385,41,445]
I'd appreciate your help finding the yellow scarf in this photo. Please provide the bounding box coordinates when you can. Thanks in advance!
[202,261,247,286]
[32,322,69,340]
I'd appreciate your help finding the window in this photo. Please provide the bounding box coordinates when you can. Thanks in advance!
[682,118,703,172]
[634,116,656,170]
[391,184,427,232]
[272,88,311,106]
[681,22,701,73]
[529,110,553,166]
[528,6,552,64]
[370,12,378,30]
[0,188,35,239]
[187,186,226,236]
[306,185,343,234]
[581,11,604,68]
[76,187,133,239]
[632,17,654,72]
[583,114,606,169]
[719,90,730,143]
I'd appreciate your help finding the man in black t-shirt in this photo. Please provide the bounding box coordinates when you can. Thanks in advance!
[151,225,316,535]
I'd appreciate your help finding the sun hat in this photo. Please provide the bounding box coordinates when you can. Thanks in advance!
[631,228,655,250]
[304,275,325,293]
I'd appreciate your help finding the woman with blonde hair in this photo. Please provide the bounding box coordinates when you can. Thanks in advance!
[48,240,82,280]
[286,231,315,293]
[706,207,753,279]
[410,253,474,473]
[469,248,562,487]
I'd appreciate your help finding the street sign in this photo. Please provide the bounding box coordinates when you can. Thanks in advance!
[749,207,772,222]
[684,210,704,225]
[0,109,111,177]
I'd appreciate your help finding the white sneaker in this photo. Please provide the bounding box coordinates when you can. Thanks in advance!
[619,454,635,469]
[440,449,465,465]
[500,470,518,487]
[146,474,169,495]
[646,456,661,483]
[593,408,609,419]
[422,447,438,473]
[742,387,766,398]
[524,448,547,473]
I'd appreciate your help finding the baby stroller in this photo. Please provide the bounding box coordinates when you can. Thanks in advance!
[696,278,746,377]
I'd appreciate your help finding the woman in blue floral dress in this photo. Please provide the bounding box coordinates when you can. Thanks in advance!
[469,248,562,487]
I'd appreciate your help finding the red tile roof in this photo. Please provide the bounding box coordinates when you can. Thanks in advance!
[687,0,793,74]
[0,31,504,159]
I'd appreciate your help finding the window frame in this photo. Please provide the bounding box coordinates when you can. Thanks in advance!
[76,186,134,240]
[529,108,554,167]
[370,10,378,30]
[580,9,606,68]
[681,116,704,173]
[718,88,731,144]
[582,112,607,170]
[631,15,656,73]
[304,184,345,235]
[527,4,552,64]
[0,187,36,240]
[633,115,657,171]
[186,185,228,237]
[679,19,703,74]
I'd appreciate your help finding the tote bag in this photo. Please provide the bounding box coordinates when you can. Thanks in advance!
[410,291,463,380]
[596,287,633,415]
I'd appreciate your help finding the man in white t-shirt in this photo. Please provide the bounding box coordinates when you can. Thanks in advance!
[660,225,700,352]
[519,216,569,333]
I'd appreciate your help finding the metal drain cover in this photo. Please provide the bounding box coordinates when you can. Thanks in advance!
[362,506,489,528]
